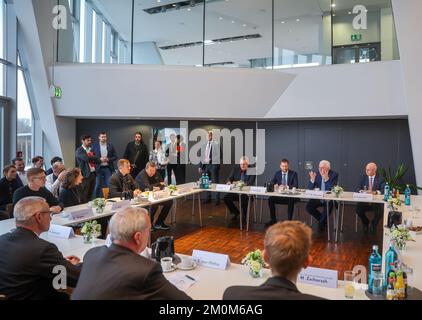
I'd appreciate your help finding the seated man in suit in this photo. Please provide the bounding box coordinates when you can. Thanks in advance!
[71,207,191,300]
[109,159,142,199]
[0,197,81,300]
[136,162,173,231]
[224,156,256,221]
[223,221,322,300]
[356,162,385,233]
[265,159,299,227]
[306,160,339,231]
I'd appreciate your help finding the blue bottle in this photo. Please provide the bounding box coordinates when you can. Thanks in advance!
[405,185,411,206]
[384,243,398,288]
[200,174,205,189]
[368,245,382,294]
[384,183,390,201]
[204,173,209,190]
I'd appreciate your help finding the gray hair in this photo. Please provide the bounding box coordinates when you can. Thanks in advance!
[319,160,331,170]
[14,197,48,223]
[240,156,249,164]
[109,207,149,242]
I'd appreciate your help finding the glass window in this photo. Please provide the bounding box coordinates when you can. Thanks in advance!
[0,63,4,96]
[0,0,4,60]
[17,64,33,168]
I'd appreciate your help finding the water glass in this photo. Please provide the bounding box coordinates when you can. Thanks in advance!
[344,271,356,299]
[372,272,384,296]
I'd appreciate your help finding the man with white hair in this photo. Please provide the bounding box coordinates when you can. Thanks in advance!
[71,207,191,300]
[306,160,339,231]
[0,197,81,300]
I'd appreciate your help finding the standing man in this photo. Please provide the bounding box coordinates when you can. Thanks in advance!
[265,159,299,227]
[0,165,23,218]
[165,133,178,185]
[306,160,338,231]
[356,162,385,233]
[13,158,28,186]
[199,131,221,205]
[124,132,149,179]
[92,132,118,198]
[150,140,168,180]
[174,135,187,185]
[75,135,100,202]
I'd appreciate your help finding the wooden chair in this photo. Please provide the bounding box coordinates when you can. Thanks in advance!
[102,188,110,199]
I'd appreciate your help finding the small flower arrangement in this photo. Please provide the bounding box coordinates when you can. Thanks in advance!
[389,225,414,250]
[81,220,101,243]
[331,185,344,198]
[92,198,106,213]
[168,185,177,195]
[242,249,265,278]
[237,181,245,191]
[388,197,402,211]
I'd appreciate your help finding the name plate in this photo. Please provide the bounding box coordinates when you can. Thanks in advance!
[250,186,267,194]
[69,208,94,220]
[48,224,75,239]
[305,190,324,198]
[111,200,131,212]
[215,184,232,192]
[192,249,230,270]
[353,193,374,201]
[297,267,338,289]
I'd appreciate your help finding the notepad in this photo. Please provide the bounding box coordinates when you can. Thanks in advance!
[167,273,198,291]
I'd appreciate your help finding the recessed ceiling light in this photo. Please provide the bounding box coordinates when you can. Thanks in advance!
[187,8,191,11]
[219,16,223,20]
[242,24,247,27]
[348,11,352,14]
[332,14,336,16]
[296,18,300,22]
[281,21,285,24]
[331,4,336,8]
[231,20,235,23]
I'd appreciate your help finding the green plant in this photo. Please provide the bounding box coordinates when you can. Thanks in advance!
[92,198,106,209]
[242,249,265,276]
[331,185,344,197]
[379,163,421,194]
[81,220,101,243]
[387,196,402,211]
[168,185,177,195]
[389,225,414,250]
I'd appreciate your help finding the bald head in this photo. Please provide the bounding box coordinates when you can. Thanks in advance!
[366,162,378,177]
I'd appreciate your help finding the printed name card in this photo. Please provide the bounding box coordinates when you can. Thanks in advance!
[250,186,267,194]
[297,267,338,289]
[69,208,94,220]
[305,190,324,198]
[353,193,374,201]
[192,249,231,270]
[48,224,75,239]
[215,184,232,192]
[111,200,131,212]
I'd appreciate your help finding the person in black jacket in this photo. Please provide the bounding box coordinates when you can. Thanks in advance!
[71,207,191,300]
[75,135,100,202]
[123,132,149,179]
[223,221,323,300]
[59,168,84,208]
[223,156,256,221]
[109,159,142,199]
[0,197,81,300]
[0,165,23,217]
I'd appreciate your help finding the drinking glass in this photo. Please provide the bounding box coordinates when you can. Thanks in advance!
[344,271,356,299]
[372,272,384,296]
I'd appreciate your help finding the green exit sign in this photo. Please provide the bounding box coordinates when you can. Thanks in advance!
[54,86,62,99]
[351,34,362,41]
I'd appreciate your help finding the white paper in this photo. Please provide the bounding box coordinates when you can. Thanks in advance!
[353,193,374,201]
[167,273,198,291]
[297,267,338,289]
[111,200,131,212]
[250,186,267,194]
[215,184,232,192]
[69,208,94,220]
[192,249,230,270]
[48,224,75,239]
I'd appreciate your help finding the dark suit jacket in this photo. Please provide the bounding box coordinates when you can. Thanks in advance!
[356,175,385,193]
[271,170,298,188]
[92,142,118,171]
[123,141,149,171]
[199,141,222,169]
[227,165,256,186]
[135,170,164,191]
[307,170,339,191]
[223,276,324,300]
[0,227,80,300]
[0,178,23,211]
[75,146,100,178]
[71,244,191,300]
[109,171,140,198]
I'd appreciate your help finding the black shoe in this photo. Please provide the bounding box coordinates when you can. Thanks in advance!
[363,223,369,233]
[231,213,239,221]
[203,199,211,204]
[264,220,277,228]
[318,220,327,232]
[155,223,171,230]
[215,200,220,206]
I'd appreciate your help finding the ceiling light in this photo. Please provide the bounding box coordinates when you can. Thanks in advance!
[231,20,235,23]
[331,4,336,8]
[348,11,352,14]
[242,24,247,27]
[187,8,191,11]
[296,18,300,22]
[204,40,214,45]
[219,16,223,20]
[281,21,285,24]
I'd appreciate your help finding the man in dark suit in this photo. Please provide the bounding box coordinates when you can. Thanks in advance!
[224,156,256,221]
[356,162,385,233]
[92,132,118,198]
[109,159,142,199]
[0,165,23,218]
[165,133,178,185]
[174,134,187,185]
[306,160,339,231]
[223,221,323,300]
[71,207,191,300]
[0,197,81,300]
[123,132,149,179]
[199,131,222,205]
[265,159,299,227]
[75,134,100,202]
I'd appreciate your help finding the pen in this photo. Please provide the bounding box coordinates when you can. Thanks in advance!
[185,275,196,281]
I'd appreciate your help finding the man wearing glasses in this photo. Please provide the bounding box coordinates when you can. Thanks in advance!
[12,168,63,214]
[0,197,81,300]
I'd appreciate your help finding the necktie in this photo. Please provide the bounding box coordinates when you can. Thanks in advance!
[321,179,326,192]
[369,177,373,191]
[282,174,287,186]
[205,142,211,163]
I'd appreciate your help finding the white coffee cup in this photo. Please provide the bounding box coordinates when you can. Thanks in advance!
[181,256,193,269]
[161,257,173,271]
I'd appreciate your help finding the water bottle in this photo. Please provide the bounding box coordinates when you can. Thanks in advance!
[384,183,390,201]
[204,173,209,190]
[384,243,398,288]
[368,245,382,294]
[200,174,205,189]
[405,184,411,206]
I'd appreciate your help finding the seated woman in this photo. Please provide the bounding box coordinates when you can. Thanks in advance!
[59,168,84,208]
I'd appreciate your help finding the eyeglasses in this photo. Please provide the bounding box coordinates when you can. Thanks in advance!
[34,210,54,218]
[33,176,47,181]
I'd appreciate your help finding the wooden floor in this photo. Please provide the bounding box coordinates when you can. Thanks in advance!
[151,196,383,280]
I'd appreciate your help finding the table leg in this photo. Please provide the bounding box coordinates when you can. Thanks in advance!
[326,201,331,242]
[247,195,251,231]
[198,192,203,227]
[192,193,195,217]
[239,194,243,231]
[335,201,341,243]
[172,199,177,225]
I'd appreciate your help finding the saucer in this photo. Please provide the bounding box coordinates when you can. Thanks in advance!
[176,262,197,271]
[162,264,177,273]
